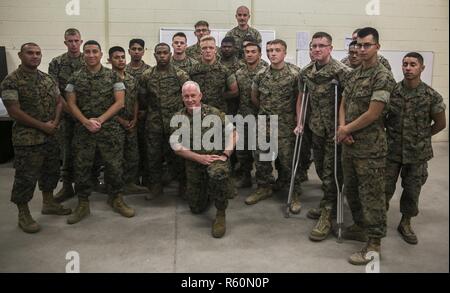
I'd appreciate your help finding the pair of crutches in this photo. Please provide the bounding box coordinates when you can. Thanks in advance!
[285,84,309,218]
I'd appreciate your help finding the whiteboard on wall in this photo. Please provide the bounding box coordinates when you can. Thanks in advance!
[160,28,275,62]
[296,50,434,85]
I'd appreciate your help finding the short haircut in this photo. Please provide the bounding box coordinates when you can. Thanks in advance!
[182,80,201,94]
[20,42,39,52]
[352,28,361,35]
[154,42,171,52]
[172,32,187,41]
[267,39,287,51]
[243,42,261,52]
[357,27,379,43]
[129,38,145,48]
[348,40,358,48]
[200,35,216,44]
[243,35,257,44]
[83,40,101,51]
[221,36,235,45]
[404,52,424,65]
[64,28,80,37]
[108,46,125,57]
[194,20,209,28]
[312,32,332,43]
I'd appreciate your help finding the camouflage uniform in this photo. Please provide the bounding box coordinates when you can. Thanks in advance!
[188,61,236,114]
[126,61,152,184]
[225,26,262,59]
[235,61,267,176]
[1,66,61,204]
[48,53,85,184]
[252,63,302,192]
[385,81,446,217]
[342,61,396,239]
[140,65,189,187]
[119,73,140,184]
[171,104,234,213]
[220,56,241,116]
[300,58,351,209]
[171,55,198,73]
[341,54,391,71]
[66,66,126,198]
[186,43,220,62]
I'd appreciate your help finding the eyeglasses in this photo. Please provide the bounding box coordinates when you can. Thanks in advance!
[309,44,331,49]
[355,43,377,50]
[195,29,209,33]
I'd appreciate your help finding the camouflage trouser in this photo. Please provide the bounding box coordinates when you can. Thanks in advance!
[312,133,342,209]
[236,123,255,174]
[300,123,313,174]
[123,129,140,184]
[137,116,148,182]
[385,159,428,217]
[342,149,387,239]
[146,130,184,186]
[185,159,230,213]
[255,135,302,194]
[60,113,76,183]
[72,125,125,198]
[11,139,60,204]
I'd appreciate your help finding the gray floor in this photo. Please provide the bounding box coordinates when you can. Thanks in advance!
[0,143,448,273]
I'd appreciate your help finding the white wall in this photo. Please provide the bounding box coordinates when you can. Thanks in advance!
[0,0,448,141]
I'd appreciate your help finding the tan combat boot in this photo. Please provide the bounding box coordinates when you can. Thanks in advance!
[41,191,72,215]
[309,207,332,241]
[289,192,302,214]
[245,185,273,205]
[67,198,90,224]
[307,207,321,220]
[54,181,75,203]
[342,223,368,242]
[111,194,135,218]
[212,209,226,238]
[145,183,163,200]
[17,203,40,233]
[348,238,381,265]
[397,215,418,245]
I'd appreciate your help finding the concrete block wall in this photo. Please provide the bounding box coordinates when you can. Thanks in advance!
[0,0,448,141]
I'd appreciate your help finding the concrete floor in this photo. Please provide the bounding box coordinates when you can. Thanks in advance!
[0,143,448,273]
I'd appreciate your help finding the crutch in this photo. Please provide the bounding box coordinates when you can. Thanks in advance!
[332,79,344,242]
[285,84,309,218]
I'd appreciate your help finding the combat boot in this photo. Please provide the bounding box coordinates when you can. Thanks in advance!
[245,185,272,205]
[307,207,321,220]
[235,172,252,188]
[123,182,148,195]
[397,215,418,245]
[41,191,72,215]
[289,192,302,214]
[17,203,40,233]
[54,181,75,203]
[145,183,163,200]
[309,207,332,241]
[342,223,368,242]
[348,238,381,265]
[212,209,226,238]
[67,198,90,224]
[111,194,135,218]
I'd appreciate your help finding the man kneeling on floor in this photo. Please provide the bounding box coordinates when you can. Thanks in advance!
[170,81,238,238]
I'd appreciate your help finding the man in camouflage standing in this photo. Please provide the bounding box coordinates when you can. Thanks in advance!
[295,32,351,241]
[48,28,85,202]
[1,43,71,233]
[108,46,148,194]
[126,39,152,187]
[234,41,267,188]
[246,39,302,214]
[385,52,446,245]
[140,43,190,199]
[337,27,396,265]
[171,81,238,238]
[66,40,135,224]
[186,21,220,62]
[225,5,262,59]
[171,32,199,73]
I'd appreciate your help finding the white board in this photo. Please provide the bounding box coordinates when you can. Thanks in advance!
[296,49,434,85]
[160,28,275,63]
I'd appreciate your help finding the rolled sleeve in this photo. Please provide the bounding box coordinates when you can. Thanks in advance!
[65,84,75,93]
[371,90,390,104]
[114,82,126,91]
[1,89,19,101]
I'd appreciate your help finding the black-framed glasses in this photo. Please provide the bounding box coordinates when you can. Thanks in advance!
[310,44,331,49]
[355,43,377,50]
